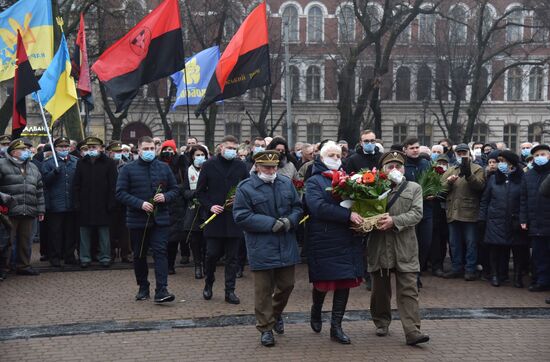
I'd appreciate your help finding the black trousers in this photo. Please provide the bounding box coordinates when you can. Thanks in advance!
[430,207,448,271]
[489,244,529,278]
[47,212,77,262]
[205,237,239,292]
[188,231,205,265]
[110,208,131,260]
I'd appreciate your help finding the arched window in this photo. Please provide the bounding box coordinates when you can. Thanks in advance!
[365,4,381,33]
[126,0,145,29]
[289,65,300,101]
[359,66,375,94]
[307,6,323,43]
[528,123,544,143]
[503,124,518,151]
[306,66,321,100]
[480,5,495,41]
[418,13,435,44]
[417,123,432,147]
[507,67,523,101]
[172,123,187,147]
[393,124,408,144]
[338,5,355,43]
[435,62,448,101]
[225,122,241,141]
[282,5,299,42]
[529,67,544,101]
[395,67,411,101]
[449,5,468,44]
[306,123,322,143]
[533,13,549,43]
[451,66,468,101]
[417,65,432,101]
[506,7,523,43]
[397,24,411,44]
[472,123,489,144]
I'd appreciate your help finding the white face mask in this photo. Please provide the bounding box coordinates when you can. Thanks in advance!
[388,169,404,184]
[473,148,482,157]
[323,157,342,170]
[258,172,277,183]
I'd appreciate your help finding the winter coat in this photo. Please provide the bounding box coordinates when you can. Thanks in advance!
[304,160,364,282]
[277,159,298,180]
[540,173,550,198]
[73,153,117,226]
[344,148,381,174]
[161,157,187,240]
[441,161,486,223]
[116,158,179,229]
[233,172,302,271]
[520,163,550,236]
[479,168,528,246]
[0,155,45,217]
[367,181,423,273]
[41,154,78,212]
[196,155,248,238]
[182,165,203,232]
[404,156,433,218]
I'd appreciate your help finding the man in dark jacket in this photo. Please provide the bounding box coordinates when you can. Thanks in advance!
[520,144,550,292]
[197,135,248,305]
[344,130,381,174]
[73,137,117,268]
[117,136,179,303]
[0,138,45,275]
[233,151,303,347]
[41,137,78,267]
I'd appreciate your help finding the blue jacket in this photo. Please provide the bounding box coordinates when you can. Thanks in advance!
[520,163,550,236]
[41,154,78,212]
[479,168,527,245]
[304,160,364,282]
[233,172,303,271]
[116,158,179,229]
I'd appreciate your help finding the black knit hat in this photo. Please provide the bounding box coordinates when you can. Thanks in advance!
[499,150,519,167]
[487,150,500,161]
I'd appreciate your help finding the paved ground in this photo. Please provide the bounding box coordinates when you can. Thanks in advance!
[1,252,550,361]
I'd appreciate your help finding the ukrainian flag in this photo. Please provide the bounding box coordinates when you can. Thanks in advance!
[0,0,53,81]
[32,34,77,123]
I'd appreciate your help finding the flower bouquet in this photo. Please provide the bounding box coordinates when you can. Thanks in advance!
[417,165,447,199]
[327,168,392,233]
[200,186,237,229]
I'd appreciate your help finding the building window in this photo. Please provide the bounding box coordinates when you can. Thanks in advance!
[435,62,448,101]
[358,66,375,97]
[395,67,411,101]
[306,123,322,143]
[507,67,523,101]
[417,123,432,147]
[506,7,523,43]
[528,123,544,143]
[172,123,187,148]
[307,6,323,43]
[533,13,549,43]
[451,66,468,101]
[393,124,408,145]
[282,5,299,42]
[225,122,241,141]
[366,4,381,33]
[503,124,518,151]
[417,65,432,101]
[306,66,321,100]
[397,24,411,44]
[481,5,495,41]
[418,13,435,44]
[529,67,544,101]
[285,65,300,101]
[449,5,468,44]
[338,5,355,43]
[472,123,489,144]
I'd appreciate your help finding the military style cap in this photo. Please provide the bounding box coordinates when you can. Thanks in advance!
[455,143,470,152]
[379,151,405,167]
[54,136,70,147]
[531,144,550,155]
[76,139,88,151]
[436,154,450,163]
[253,150,280,166]
[107,140,122,152]
[7,138,32,153]
[0,134,11,145]
[84,136,103,146]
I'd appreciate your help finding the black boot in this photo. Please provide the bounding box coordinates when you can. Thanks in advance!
[513,271,524,288]
[330,289,351,344]
[195,263,204,279]
[310,288,326,333]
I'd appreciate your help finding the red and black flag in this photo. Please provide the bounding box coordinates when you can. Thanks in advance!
[12,30,40,138]
[91,0,185,112]
[72,13,94,110]
[195,2,271,116]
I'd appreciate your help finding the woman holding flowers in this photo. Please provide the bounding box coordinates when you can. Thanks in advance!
[304,141,364,344]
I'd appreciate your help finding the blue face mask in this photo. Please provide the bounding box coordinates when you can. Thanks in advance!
[431,153,439,161]
[363,142,375,154]
[140,150,156,162]
[521,149,531,157]
[223,149,237,160]
[253,146,264,155]
[113,153,122,161]
[534,155,549,166]
[88,150,99,157]
[19,150,32,161]
[497,162,509,173]
[58,150,69,158]
[194,155,205,167]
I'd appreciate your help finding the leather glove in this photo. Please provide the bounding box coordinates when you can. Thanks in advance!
[460,159,472,177]
[272,219,285,233]
[279,218,292,232]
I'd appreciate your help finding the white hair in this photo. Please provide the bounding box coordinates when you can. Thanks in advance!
[431,145,443,153]
[121,144,131,151]
[320,141,341,159]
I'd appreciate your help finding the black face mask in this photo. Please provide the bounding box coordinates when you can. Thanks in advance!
[160,151,174,159]
[443,146,449,154]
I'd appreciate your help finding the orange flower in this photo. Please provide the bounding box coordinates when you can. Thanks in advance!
[362,172,375,184]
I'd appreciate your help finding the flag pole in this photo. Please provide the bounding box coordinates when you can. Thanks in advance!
[183,65,192,137]
[35,92,59,168]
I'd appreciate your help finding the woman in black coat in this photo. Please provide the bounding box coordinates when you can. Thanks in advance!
[479,151,528,287]
[304,142,364,345]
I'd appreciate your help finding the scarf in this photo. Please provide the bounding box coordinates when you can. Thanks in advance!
[188,165,200,191]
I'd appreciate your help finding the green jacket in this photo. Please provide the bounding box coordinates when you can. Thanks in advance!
[367,181,423,273]
[441,163,485,223]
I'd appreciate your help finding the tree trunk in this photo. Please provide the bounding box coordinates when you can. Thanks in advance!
[202,104,218,151]
[337,60,361,143]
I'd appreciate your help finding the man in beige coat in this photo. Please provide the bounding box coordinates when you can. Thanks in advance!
[368,151,429,346]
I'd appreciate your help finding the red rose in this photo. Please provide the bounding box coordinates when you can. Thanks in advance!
[379,172,387,180]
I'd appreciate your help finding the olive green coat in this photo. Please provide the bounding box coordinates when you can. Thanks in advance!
[367,181,423,273]
[441,163,485,223]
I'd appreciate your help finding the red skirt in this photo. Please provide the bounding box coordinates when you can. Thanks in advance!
[313,278,362,292]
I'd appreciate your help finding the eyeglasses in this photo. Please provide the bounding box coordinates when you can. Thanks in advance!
[362,139,376,144]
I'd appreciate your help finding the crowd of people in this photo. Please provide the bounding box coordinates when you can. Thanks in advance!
[0,129,549,347]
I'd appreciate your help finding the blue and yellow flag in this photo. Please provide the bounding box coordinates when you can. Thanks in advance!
[171,46,220,109]
[0,0,53,81]
[32,34,77,124]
